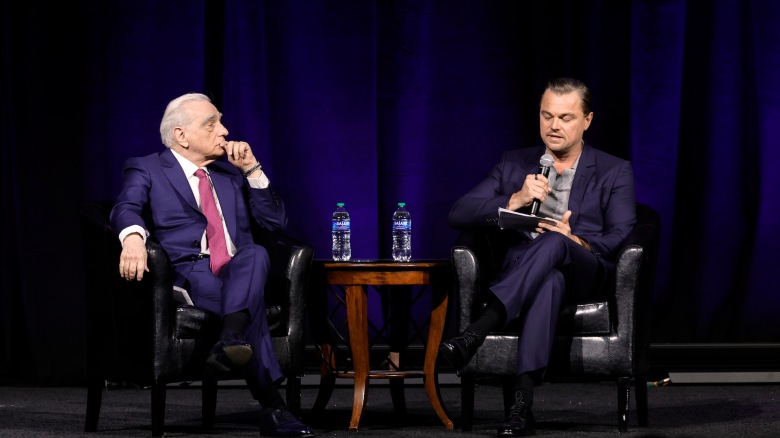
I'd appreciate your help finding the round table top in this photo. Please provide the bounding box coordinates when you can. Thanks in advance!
[315,259,450,270]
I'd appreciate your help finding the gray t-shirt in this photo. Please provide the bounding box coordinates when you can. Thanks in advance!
[532,153,581,238]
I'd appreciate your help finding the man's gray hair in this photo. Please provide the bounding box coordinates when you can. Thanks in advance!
[159,93,212,148]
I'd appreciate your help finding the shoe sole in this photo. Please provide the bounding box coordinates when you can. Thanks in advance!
[206,355,231,373]
[223,344,253,366]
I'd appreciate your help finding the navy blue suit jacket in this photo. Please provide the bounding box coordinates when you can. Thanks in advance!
[448,143,636,261]
[110,148,287,268]
[110,149,289,387]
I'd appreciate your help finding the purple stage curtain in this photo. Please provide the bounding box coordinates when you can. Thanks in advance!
[2,0,780,383]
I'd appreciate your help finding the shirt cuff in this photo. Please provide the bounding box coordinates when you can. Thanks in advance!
[118,225,148,246]
[247,172,270,189]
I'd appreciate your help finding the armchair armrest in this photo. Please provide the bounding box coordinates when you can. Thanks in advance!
[452,245,480,333]
[451,227,521,332]
[613,203,660,373]
[251,227,313,374]
[145,240,180,381]
[81,202,178,384]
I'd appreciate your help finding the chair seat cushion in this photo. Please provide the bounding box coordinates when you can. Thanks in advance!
[493,301,611,337]
[174,304,289,339]
[175,306,221,339]
[557,301,611,336]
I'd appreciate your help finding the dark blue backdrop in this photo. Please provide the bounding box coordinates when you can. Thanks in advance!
[2,0,779,384]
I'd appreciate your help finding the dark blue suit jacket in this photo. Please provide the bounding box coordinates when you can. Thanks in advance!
[448,143,636,260]
[110,149,289,387]
[110,148,287,268]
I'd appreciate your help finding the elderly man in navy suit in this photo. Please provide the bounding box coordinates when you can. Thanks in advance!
[111,93,312,437]
[439,78,636,437]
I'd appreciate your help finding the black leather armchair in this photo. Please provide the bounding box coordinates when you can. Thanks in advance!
[450,202,660,432]
[80,201,312,437]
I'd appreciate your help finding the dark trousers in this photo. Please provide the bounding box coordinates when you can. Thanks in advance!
[176,244,283,388]
[489,232,604,375]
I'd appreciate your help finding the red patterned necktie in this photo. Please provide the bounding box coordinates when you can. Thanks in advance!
[194,169,231,274]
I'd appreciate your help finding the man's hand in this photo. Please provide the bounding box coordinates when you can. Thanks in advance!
[506,174,551,211]
[119,233,148,281]
[224,141,261,177]
[536,210,591,249]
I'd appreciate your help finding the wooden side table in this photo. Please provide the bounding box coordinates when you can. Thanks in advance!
[309,260,454,431]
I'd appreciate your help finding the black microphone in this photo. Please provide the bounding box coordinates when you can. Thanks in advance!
[530,154,554,216]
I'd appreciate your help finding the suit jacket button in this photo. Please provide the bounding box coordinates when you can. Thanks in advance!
[193,240,200,247]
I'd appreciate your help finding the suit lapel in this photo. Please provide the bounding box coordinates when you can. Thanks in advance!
[160,149,199,212]
[511,147,546,192]
[569,143,596,225]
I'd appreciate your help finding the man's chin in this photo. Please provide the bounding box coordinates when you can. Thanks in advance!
[204,151,225,163]
[544,141,564,151]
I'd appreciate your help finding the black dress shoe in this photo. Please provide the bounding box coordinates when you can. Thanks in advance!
[259,408,314,437]
[438,330,483,371]
[497,391,535,436]
[206,332,253,372]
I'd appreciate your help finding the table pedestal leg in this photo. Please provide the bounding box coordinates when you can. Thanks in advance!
[346,285,369,431]
[424,284,454,429]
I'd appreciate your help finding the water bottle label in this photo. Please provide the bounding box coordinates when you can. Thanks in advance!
[393,219,410,230]
[333,219,350,230]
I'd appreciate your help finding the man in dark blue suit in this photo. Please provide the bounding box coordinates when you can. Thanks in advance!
[440,78,636,437]
[111,93,312,437]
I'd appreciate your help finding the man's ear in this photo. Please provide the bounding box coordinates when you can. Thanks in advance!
[583,112,593,131]
[173,127,188,148]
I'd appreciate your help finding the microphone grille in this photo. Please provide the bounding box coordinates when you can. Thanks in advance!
[540,154,554,167]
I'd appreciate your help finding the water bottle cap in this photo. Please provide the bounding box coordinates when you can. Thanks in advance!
[397,202,406,207]
[337,202,345,207]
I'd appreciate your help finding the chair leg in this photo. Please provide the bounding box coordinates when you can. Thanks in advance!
[151,382,167,437]
[84,378,104,432]
[202,378,218,429]
[286,376,302,418]
[635,375,649,427]
[461,375,475,431]
[309,374,335,418]
[617,376,631,433]
[501,377,516,420]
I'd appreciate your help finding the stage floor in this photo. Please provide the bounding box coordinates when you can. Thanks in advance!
[1,378,779,437]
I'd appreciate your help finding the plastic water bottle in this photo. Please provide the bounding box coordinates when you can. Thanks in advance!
[332,202,351,261]
[392,202,411,262]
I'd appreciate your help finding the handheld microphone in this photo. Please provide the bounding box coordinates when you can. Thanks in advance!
[530,154,554,215]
